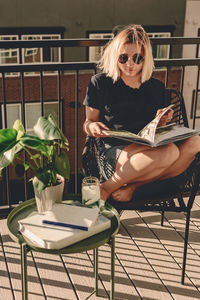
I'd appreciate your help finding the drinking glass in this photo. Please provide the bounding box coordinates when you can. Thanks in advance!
[82,176,100,207]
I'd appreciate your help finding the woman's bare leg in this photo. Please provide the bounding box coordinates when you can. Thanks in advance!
[159,135,200,180]
[111,136,200,202]
[100,142,180,201]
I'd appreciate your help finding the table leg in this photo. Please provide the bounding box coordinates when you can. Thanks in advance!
[85,249,98,300]
[20,243,28,300]
[110,236,115,300]
[94,248,98,296]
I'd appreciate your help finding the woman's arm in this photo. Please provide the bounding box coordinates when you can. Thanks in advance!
[83,106,109,137]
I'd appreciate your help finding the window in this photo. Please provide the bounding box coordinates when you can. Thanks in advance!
[0,36,19,76]
[0,30,62,76]
[25,101,61,134]
[0,35,19,63]
[22,34,61,65]
[21,34,61,75]
[1,103,21,128]
[88,32,114,62]
[87,30,171,64]
[148,32,171,59]
[1,101,62,133]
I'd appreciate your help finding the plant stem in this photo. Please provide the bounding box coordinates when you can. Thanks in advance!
[15,156,36,171]
[19,143,40,169]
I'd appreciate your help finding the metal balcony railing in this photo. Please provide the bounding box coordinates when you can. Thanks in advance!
[0,37,200,216]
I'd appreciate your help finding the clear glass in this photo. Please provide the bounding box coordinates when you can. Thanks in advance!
[82,176,100,207]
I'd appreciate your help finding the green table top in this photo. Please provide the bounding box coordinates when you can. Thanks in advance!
[7,194,120,254]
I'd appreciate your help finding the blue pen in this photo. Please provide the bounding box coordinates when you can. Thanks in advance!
[42,219,89,231]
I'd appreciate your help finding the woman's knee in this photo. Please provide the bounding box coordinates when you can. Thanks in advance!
[181,136,200,156]
[128,143,179,170]
[160,143,180,168]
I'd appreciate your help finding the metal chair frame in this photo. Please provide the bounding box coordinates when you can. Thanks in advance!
[82,89,200,284]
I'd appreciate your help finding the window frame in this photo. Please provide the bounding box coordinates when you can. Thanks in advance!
[1,103,21,129]
[1,100,63,132]
[86,26,175,64]
[0,27,65,77]
[86,30,113,62]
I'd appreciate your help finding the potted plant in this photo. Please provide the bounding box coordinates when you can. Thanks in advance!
[0,114,70,212]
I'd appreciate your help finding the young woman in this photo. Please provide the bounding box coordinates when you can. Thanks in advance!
[83,24,200,202]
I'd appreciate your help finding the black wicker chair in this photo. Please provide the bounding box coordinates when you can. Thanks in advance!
[82,89,200,284]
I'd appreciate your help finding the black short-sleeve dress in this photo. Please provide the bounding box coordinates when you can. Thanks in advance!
[83,73,166,181]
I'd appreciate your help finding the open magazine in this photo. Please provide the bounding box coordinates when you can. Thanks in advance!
[102,105,200,147]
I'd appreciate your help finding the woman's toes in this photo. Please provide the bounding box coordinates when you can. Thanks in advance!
[112,185,135,202]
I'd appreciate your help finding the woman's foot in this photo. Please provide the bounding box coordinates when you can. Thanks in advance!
[112,184,136,202]
[100,183,111,202]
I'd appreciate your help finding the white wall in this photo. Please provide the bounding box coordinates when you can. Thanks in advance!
[183,0,200,128]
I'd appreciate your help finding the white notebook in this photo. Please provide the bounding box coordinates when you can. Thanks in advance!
[44,203,99,230]
[18,203,111,249]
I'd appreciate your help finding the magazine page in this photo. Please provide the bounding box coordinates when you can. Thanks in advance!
[102,104,175,146]
[137,104,174,143]
[102,130,153,145]
[154,125,200,147]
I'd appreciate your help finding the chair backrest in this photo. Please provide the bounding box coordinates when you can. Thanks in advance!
[165,88,189,127]
[82,136,101,180]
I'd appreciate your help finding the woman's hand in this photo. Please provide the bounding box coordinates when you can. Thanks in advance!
[84,120,110,137]
[156,108,174,127]
[83,106,109,137]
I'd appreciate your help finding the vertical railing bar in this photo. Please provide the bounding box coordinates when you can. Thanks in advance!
[94,65,97,75]
[58,70,62,129]
[2,72,8,128]
[2,72,11,207]
[180,66,185,95]
[192,43,200,128]
[74,70,79,194]
[195,43,199,59]
[40,71,44,116]
[165,67,169,87]
[20,71,28,202]
[20,72,26,127]
[192,67,200,129]
[19,47,22,64]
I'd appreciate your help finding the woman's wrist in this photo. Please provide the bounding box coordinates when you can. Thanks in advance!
[83,120,93,136]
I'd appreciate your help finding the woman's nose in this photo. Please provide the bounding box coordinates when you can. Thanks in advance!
[126,57,134,66]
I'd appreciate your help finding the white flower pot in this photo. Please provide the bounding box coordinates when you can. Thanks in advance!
[34,175,64,213]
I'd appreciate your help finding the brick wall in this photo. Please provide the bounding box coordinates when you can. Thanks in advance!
[0,69,182,203]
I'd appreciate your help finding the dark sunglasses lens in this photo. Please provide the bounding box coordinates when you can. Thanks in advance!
[118,54,128,64]
[133,54,143,64]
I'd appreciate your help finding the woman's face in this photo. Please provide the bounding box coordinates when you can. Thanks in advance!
[118,43,144,79]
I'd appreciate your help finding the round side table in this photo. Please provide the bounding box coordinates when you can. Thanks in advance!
[7,194,120,300]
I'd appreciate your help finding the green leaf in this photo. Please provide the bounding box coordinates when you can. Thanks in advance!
[13,120,25,140]
[24,162,31,171]
[32,169,51,193]
[33,114,69,147]
[53,151,70,180]
[0,140,22,170]
[20,135,50,154]
[0,128,18,154]
[0,150,13,170]
[47,114,68,145]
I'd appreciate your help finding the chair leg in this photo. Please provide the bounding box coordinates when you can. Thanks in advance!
[181,210,191,285]
[161,211,164,226]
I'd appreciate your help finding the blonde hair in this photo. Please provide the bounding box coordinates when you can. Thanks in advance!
[98,24,154,83]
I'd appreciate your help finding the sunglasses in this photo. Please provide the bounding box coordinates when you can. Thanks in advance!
[118,53,144,65]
